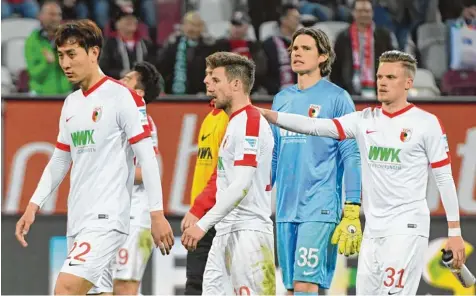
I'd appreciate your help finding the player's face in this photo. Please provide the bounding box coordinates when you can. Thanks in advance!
[203,67,215,98]
[376,62,413,104]
[58,41,100,84]
[120,71,145,97]
[291,34,325,75]
[210,67,233,111]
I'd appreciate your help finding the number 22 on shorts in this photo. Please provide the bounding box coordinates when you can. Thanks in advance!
[67,242,91,262]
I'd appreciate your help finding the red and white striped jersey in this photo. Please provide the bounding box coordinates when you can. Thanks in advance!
[215,105,274,235]
[55,76,150,236]
[334,104,450,238]
[131,114,159,228]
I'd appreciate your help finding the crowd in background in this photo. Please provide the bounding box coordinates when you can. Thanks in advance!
[1,0,476,98]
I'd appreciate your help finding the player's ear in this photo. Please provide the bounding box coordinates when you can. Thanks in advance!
[405,77,414,91]
[318,54,328,65]
[89,46,100,61]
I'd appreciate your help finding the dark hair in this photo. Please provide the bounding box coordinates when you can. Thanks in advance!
[132,61,162,104]
[205,52,256,94]
[290,27,336,77]
[55,20,103,57]
[352,0,373,9]
[379,50,418,78]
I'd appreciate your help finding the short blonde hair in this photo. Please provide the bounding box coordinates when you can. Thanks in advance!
[379,50,417,78]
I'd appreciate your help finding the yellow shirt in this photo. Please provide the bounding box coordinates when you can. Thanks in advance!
[190,109,229,205]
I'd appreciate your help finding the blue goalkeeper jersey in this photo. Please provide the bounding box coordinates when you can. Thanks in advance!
[271,79,362,223]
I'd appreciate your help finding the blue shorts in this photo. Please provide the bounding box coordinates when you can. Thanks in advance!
[277,221,337,290]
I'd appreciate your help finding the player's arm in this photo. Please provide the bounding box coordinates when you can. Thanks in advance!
[118,89,174,254]
[196,115,260,232]
[16,102,72,247]
[189,169,218,219]
[336,91,362,205]
[134,115,159,185]
[424,117,465,268]
[259,107,359,140]
[270,99,280,187]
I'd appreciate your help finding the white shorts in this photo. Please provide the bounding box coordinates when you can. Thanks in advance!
[60,227,127,294]
[203,230,276,296]
[356,234,428,296]
[113,226,154,282]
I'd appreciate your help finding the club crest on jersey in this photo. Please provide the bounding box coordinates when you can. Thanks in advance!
[400,128,412,142]
[92,107,102,122]
[308,104,321,118]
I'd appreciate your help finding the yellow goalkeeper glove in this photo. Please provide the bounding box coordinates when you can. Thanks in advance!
[331,203,362,256]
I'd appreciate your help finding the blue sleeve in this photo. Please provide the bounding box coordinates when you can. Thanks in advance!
[271,98,279,187]
[336,91,362,204]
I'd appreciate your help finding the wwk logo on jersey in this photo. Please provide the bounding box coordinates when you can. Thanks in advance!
[368,145,402,170]
[308,104,321,118]
[243,136,258,154]
[217,156,225,171]
[400,128,412,142]
[71,129,96,153]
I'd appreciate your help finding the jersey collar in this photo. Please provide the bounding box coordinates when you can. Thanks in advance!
[381,103,415,118]
[229,104,252,120]
[82,76,109,97]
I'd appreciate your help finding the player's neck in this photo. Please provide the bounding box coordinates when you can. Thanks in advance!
[297,70,322,90]
[381,99,411,114]
[79,66,105,92]
[227,95,251,117]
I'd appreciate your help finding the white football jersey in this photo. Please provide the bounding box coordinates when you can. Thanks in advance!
[130,114,159,228]
[56,76,151,236]
[215,105,274,235]
[334,104,450,238]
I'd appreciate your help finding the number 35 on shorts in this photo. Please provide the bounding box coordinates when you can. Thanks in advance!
[297,247,319,268]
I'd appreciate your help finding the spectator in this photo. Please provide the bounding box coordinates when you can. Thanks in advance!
[331,0,396,97]
[440,0,476,22]
[60,0,89,21]
[299,0,352,22]
[157,11,215,95]
[2,0,39,19]
[262,4,300,95]
[215,11,267,93]
[99,6,156,80]
[24,0,72,95]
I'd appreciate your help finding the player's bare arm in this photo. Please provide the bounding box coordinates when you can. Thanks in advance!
[131,138,174,255]
[181,166,256,251]
[16,148,72,247]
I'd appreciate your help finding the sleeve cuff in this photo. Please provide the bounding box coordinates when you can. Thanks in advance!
[129,129,151,145]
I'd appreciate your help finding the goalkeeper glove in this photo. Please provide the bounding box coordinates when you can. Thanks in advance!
[331,203,362,256]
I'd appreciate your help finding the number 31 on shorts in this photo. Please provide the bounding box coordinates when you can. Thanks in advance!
[297,247,319,268]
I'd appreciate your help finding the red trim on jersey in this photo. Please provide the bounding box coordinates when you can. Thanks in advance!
[212,108,222,116]
[381,104,414,118]
[229,104,252,120]
[233,105,260,167]
[431,157,451,168]
[332,119,346,141]
[56,142,70,152]
[190,169,218,218]
[129,131,150,145]
[265,184,272,191]
[82,76,108,97]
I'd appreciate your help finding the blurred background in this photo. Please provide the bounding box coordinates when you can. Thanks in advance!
[1,0,476,295]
